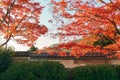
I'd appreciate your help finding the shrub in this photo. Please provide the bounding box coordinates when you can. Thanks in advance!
[28,46,38,52]
[94,65,117,80]
[0,47,14,73]
[38,61,68,80]
[0,62,38,80]
[0,61,68,80]
[72,66,94,80]
[72,65,117,80]
[113,65,120,80]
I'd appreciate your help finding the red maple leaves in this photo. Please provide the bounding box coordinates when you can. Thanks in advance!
[50,0,120,58]
[0,0,47,47]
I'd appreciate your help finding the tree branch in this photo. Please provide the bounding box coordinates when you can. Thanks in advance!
[109,0,120,11]
[0,35,12,48]
[0,0,16,27]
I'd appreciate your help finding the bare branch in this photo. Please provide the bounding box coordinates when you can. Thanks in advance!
[0,34,12,48]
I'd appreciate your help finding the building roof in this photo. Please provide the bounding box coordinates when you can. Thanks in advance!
[13,51,107,60]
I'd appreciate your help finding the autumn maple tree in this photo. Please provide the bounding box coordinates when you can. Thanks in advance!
[51,0,120,58]
[0,0,47,47]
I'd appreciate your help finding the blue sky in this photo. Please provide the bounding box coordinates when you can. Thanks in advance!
[8,0,59,51]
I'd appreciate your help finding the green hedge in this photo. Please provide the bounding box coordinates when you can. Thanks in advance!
[93,65,117,80]
[0,48,13,73]
[1,62,120,80]
[72,65,117,80]
[0,61,68,80]
[113,65,120,80]
[72,66,95,80]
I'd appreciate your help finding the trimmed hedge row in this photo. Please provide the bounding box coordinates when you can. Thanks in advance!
[72,65,118,80]
[113,65,120,80]
[0,61,68,80]
[1,62,120,80]
[72,66,95,80]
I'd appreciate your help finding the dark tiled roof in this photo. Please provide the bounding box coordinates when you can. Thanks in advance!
[14,51,33,57]
[84,52,105,57]
[14,51,107,60]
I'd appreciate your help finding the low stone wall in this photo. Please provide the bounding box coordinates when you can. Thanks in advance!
[109,60,120,65]
[13,56,110,68]
[13,51,119,68]
[13,57,28,61]
[47,60,109,68]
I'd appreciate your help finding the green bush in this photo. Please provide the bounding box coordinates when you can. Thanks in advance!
[38,61,68,80]
[72,66,94,80]
[0,62,37,80]
[0,61,68,80]
[28,46,38,52]
[113,65,120,80]
[72,65,117,80]
[94,65,117,80]
[0,47,14,73]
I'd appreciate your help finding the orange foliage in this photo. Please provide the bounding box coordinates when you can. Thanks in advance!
[51,0,120,58]
[115,52,120,59]
[0,0,48,47]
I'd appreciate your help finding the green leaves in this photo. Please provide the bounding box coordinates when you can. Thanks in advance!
[28,46,38,52]
[0,48,13,73]
[93,38,114,47]
[0,61,68,80]
[72,65,117,80]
